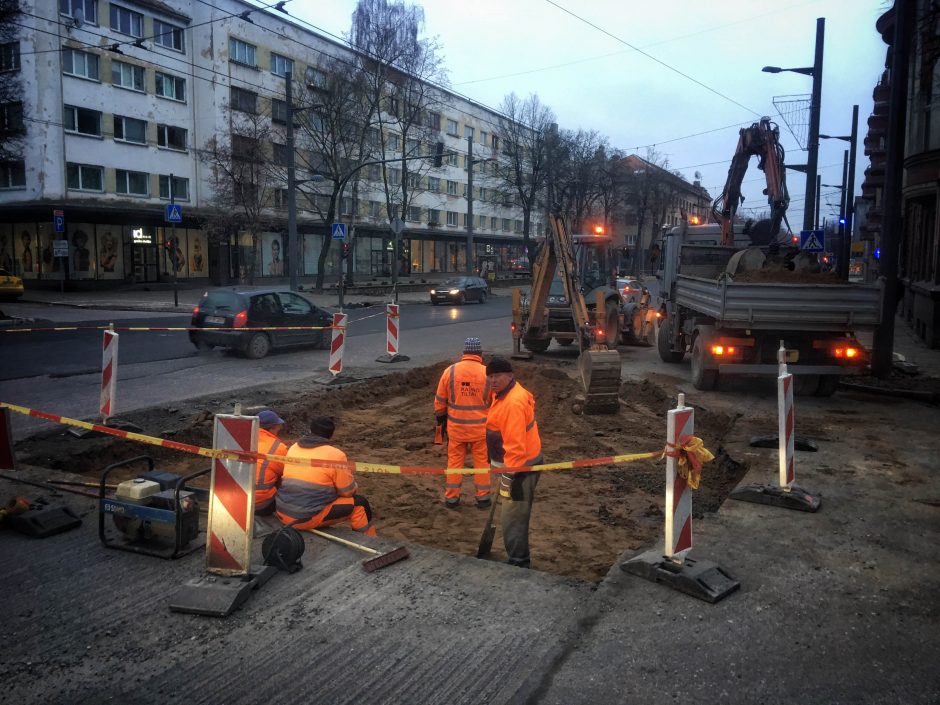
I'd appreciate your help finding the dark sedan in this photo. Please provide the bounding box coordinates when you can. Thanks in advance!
[429,276,489,305]
[189,288,333,359]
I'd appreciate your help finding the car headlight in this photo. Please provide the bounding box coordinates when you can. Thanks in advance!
[430,289,436,294]
[449,289,460,295]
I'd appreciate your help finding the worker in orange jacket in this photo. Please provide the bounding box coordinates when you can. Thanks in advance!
[275,416,376,536]
[485,357,543,568]
[254,409,288,515]
[435,337,491,509]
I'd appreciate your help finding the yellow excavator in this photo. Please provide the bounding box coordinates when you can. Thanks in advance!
[510,210,622,413]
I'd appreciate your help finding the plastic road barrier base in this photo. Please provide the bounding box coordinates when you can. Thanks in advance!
[729,482,822,512]
[168,565,279,617]
[9,505,82,538]
[749,434,819,452]
[621,550,740,604]
[376,353,410,363]
[69,418,143,439]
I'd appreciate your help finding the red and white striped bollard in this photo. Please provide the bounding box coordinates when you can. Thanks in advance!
[329,312,347,376]
[100,324,119,423]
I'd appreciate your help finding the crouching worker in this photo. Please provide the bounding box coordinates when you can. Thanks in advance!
[254,409,287,516]
[276,416,376,536]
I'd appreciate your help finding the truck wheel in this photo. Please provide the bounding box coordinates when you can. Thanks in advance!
[794,375,820,396]
[657,317,684,363]
[691,337,718,390]
[523,337,551,353]
[815,375,840,397]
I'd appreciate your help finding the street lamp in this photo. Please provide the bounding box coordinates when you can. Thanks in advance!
[762,16,825,233]
[465,135,494,275]
[820,104,860,280]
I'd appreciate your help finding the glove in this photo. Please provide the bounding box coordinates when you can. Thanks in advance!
[435,414,447,432]
[508,473,525,501]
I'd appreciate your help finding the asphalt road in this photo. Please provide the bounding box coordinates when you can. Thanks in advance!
[1,298,512,381]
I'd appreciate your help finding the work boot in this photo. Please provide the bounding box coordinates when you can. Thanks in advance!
[445,497,460,509]
[475,498,491,509]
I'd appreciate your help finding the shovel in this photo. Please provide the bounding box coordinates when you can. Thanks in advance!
[476,474,507,558]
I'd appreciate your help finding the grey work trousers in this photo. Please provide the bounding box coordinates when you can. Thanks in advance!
[500,467,541,568]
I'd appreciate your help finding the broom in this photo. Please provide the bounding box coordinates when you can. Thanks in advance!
[310,529,409,572]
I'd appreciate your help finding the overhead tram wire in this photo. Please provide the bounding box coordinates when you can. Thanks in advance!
[543,0,762,118]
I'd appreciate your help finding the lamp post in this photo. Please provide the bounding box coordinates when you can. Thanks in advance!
[763,17,825,233]
[465,135,493,275]
[821,104,860,280]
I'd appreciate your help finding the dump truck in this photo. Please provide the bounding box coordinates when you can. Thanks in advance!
[656,221,883,395]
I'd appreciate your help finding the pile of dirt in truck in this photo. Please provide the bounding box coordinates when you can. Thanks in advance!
[13,360,746,583]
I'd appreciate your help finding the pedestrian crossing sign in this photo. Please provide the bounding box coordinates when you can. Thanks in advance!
[331,223,347,240]
[800,229,824,252]
[165,204,183,224]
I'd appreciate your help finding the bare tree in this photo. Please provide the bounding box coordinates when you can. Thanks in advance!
[496,92,554,261]
[0,0,24,163]
[550,128,608,232]
[595,147,629,233]
[621,149,682,273]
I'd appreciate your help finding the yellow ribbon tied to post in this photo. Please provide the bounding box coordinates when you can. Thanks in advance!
[663,436,715,490]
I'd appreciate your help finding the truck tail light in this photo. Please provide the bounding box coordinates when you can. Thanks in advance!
[845,347,859,358]
[234,310,248,328]
[711,345,724,356]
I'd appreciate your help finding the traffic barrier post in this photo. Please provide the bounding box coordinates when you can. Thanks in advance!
[377,303,409,363]
[0,408,14,471]
[169,406,278,617]
[622,393,739,603]
[329,312,347,376]
[100,325,118,423]
[730,341,822,512]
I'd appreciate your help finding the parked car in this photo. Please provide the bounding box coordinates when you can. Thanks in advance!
[189,288,333,359]
[509,257,531,274]
[0,268,24,300]
[429,276,489,305]
[616,277,643,304]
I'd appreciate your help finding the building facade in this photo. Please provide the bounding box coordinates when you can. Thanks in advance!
[0,0,536,288]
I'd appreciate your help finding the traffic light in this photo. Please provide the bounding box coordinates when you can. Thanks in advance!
[433,141,444,167]
[341,242,350,259]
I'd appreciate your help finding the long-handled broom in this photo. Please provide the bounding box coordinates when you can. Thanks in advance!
[310,529,409,572]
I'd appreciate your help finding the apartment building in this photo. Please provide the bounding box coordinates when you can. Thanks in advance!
[0,0,534,287]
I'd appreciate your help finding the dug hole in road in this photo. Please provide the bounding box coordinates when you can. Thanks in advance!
[16,358,744,582]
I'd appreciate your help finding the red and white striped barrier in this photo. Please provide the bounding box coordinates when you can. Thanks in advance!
[329,312,347,376]
[100,325,119,423]
[386,303,400,356]
[665,392,694,561]
[778,354,796,488]
[206,411,259,577]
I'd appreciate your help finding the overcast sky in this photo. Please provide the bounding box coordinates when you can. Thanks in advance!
[274,0,889,232]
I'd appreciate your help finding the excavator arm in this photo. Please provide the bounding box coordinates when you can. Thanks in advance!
[712,117,789,246]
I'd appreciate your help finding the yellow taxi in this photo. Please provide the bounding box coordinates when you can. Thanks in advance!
[0,268,24,300]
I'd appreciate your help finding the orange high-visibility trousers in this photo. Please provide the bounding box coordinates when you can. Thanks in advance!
[444,438,490,501]
[280,496,376,537]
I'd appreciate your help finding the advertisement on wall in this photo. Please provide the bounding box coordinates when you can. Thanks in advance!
[96,226,124,279]
[261,231,285,277]
[188,229,207,276]
[14,223,38,278]
[160,227,188,278]
[0,225,14,273]
[40,226,64,278]
[68,224,96,279]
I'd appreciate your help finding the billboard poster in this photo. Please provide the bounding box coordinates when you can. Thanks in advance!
[97,226,124,279]
[261,231,284,277]
[14,223,38,278]
[188,229,207,276]
[68,224,95,279]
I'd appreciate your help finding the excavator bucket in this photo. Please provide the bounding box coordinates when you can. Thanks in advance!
[578,349,621,414]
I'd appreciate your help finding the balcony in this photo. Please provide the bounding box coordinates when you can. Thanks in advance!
[868,113,888,131]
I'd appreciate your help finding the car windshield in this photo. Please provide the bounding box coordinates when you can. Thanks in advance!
[442,278,467,287]
[200,291,241,310]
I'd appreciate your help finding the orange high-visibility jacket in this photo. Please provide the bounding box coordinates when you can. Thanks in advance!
[275,439,355,521]
[255,428,287,507]
[434,354,489,442]
[485,380,541,469]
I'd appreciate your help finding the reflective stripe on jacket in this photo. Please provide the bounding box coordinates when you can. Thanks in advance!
[434,354,489,442]
[276,436,354,521]
[254,429,286,508]
[485,379,541,469]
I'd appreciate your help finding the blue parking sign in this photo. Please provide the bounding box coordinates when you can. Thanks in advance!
[53,209,65,233]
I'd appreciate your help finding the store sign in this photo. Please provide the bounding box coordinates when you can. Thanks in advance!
[131,228,152,244]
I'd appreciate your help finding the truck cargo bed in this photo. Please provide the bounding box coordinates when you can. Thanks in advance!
[675,275,883,331]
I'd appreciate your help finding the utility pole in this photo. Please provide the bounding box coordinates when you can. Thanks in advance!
[838,149,849,277]
[170,173,178,307]
[285,71,300,292]
[815,174,821,230]
[805,17,824,233]
[466,135,474,275]
[843,105,859,280]
[872,0,911,377]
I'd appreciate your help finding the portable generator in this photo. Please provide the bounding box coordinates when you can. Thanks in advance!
[98,455,209,559]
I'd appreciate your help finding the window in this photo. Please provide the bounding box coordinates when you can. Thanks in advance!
[155,72,185,101]
[480,130,487,146]
[270,52,293,77]
[62,48,99,80]
[464,125,474,140]
[502,218,511,232]
[515,220,523,233]
[230,86,257,114]
[446,151,458,167]
[0,102,24,135]
[116,169,149,196]
[427,111,441,131]
[273,188,288,208]
[386,96,399,116]
[408,206,422,222]
[446,180,458,195]
[446,211,458,226]
[109,4,142,37]
[271,98,289,124]
[388,168,401,185]
[478,214,486,228]
[305,67,327,90]
[0,42,20,72]
[231,134,260,159]
[159,175,189,200]
[229,37,256,66]
[428,176,440,192]
[446,119,458,136]
[341,197,355,215]
[405,138,420,155]
[478,187,486,201]
[66,163,103,191]
[428,208,441,225]
[368,164,381,182]
[491,134,499,150]
[369,200,382,218]
[157,124,187,151]
[154,20,184,52]
[408,172,421,189]
[113,115,146,144]
[490,216,498,230]
[0,160,25,188]
[462,183,469,197]
[63,105,101,136]
[60,0,97,24]
[388,133,401,151]
[272,141,288,166]
[111,60,144,91]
